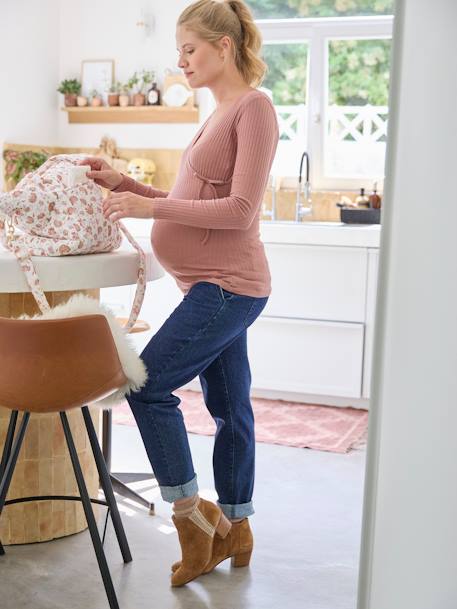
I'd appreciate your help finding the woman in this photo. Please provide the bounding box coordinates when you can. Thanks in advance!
[81,0,279,587]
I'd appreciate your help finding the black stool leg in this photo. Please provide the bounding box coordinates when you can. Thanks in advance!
[0,411,19,478]
[60,411,120,609]
[81,406,132,563]
[0,411,19,555]
[0,412,30,556]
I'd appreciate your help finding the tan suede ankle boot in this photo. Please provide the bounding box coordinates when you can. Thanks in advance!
[170,497,232,587]
[171,517,253,575]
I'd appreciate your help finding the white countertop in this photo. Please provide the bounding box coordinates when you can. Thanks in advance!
[125,219,382,248]
[0,236,164,293]
[260,221,381,248]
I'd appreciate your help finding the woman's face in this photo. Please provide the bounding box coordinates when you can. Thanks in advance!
[176,25,229,88]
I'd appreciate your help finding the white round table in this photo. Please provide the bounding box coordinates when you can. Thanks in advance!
[0,237,163,544]
[0,238,163,293]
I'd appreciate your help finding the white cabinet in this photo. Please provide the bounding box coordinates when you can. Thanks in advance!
[264,244,367,322]
[249,316,365,397]
[246,235,380,403]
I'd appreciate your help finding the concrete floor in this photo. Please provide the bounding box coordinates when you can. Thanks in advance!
[0,424,366,609]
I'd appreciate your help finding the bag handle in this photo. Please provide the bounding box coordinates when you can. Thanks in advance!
[0,217,146,333]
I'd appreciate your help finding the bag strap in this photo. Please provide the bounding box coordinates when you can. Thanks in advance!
[0,216,146,334]
[117,221,147,333]
[0,216,52,313]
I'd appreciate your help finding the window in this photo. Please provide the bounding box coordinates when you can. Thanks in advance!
[325,38,391,181]
[250,2,394,190]
[261,42,309,178]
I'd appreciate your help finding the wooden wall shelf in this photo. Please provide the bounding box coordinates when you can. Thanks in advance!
[61,105,199,124]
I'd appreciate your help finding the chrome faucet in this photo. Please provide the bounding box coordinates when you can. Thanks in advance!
[296,151,312,221]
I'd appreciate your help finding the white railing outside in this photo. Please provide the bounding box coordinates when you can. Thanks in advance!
[272,103,388,182]
[275,104,307,142]
[325,104,388,178]
[327,104,388,143]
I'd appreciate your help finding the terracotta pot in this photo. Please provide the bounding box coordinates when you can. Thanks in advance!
[108,94,120,107]
[91,97,103,107]
[119,94,130,107]
[133,93,145,107]
[77,95,88,107]
[64,94,77,107]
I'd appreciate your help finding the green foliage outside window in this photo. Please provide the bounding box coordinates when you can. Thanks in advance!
[329,39,391,105]
[262,44,308,105]
[261,39,390,106]
[248,0,394,19]
[251,1,393,106]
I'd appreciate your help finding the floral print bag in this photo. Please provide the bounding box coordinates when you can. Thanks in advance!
[0,153,146,333]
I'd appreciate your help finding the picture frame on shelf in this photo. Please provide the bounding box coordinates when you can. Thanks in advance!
[81,59,115,101]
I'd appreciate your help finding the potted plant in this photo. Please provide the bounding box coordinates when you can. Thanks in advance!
[77,95,88,107]
[141,69,153,97]
[107,81,122,107]
[90,89,103,107]
[119,83,130,107]
[3,149,50,187]
[57,78,81,107]
[128,71,146,106]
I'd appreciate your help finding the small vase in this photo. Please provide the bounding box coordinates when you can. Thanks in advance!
[91,97,102,107]
[133,93,145,107]
[77,96,88,107]
[108,94,120,107]
[119,94,130,107]
[64,94,77,107]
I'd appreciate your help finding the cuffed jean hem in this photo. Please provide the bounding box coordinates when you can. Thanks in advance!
[217,500,255,519]
[159,474,199,503]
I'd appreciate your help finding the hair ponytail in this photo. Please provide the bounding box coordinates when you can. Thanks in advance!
[177,0,268,87]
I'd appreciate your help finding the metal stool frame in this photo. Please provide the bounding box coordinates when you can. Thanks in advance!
[0,405,132,609]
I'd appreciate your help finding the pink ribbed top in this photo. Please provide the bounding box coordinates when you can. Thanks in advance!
[114,88,279,297]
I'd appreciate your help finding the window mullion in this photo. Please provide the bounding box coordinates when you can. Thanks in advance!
[307,27,325,190]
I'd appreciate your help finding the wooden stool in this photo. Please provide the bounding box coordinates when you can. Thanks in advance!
[0,314,132,609]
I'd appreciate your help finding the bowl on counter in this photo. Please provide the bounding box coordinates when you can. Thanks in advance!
[340,207,381,224]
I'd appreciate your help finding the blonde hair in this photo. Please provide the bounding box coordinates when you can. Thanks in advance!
[177,0,267,87]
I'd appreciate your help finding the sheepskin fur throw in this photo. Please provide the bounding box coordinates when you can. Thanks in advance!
[18,293,148,409]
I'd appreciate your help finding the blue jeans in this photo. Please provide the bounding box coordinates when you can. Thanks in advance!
[125,281,268,519]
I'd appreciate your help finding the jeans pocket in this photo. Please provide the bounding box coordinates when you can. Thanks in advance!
[218,285,237,303]
[186,282,223,308]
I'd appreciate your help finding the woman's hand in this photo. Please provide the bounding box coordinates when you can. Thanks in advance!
[77,156,123,190]
[102,191,155,221]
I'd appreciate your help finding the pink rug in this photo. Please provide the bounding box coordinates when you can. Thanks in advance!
[113,390,368,454]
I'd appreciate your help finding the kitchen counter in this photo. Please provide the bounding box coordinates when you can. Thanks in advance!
[260,221,381,248]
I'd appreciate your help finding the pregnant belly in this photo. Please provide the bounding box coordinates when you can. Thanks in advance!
[151,220,209,272]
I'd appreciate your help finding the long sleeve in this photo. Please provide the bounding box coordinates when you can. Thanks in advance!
[150,97,279,230]
[112,173,169,199]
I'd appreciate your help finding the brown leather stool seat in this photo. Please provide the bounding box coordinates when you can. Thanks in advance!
[0,314,132,609]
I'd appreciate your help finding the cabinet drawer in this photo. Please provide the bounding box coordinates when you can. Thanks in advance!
[263,244,368,322]
[248,316,364,398]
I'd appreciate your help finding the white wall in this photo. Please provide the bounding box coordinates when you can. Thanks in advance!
[357,1,457,608]
[0,0,213,191]
[0,0,60,189]
[57,0,211,149]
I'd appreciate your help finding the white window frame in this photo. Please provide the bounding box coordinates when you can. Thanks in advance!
[256,16,394,191]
